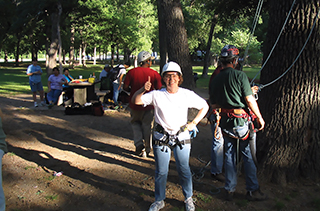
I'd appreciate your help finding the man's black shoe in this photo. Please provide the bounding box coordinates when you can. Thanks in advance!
[246,188,268,201]
[211,173,225,182]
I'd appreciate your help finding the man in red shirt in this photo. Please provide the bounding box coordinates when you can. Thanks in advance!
[123,51,162,157]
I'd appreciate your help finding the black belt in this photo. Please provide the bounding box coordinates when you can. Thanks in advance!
[154,139,191,146]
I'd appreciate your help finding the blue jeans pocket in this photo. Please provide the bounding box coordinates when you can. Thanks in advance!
[232,122,249,139]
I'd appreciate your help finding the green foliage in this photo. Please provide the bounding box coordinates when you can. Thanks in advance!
[274,200,286,210]
[197,193,212,203]
[44,194,58,201]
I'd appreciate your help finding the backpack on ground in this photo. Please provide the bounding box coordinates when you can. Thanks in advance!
[109,65,121,81]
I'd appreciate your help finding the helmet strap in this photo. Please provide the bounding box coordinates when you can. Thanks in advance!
[232,57,238,68]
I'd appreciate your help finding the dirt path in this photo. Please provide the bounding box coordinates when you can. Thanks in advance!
[0,92,319,211]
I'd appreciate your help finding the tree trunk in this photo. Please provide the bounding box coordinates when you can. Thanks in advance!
[82,43,87,67]
[15,33,21,67]
[79,45,82,66]
[157,0,167,74]
[161,0,194,89]
[202,16,217,78]
[47,9,60,75]
[69,25,75,69]
[111,44,115,66]
[93,46,97,65]
[57,2,63,73]
[258,0,320,185]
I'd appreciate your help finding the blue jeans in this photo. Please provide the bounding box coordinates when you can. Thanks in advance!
[210,123,224,175]
[153,144,193,201]
[112,83,120,105]
[224,123,259,192]
[0,150,5,211]
[47,89,62,104]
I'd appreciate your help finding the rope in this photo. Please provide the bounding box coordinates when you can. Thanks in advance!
[241,0,264,70]
[250,0,297,84]
[258,8,320,90]
[191,155,223,195]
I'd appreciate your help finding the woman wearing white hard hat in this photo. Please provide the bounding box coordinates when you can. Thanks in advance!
[132,61,209,211]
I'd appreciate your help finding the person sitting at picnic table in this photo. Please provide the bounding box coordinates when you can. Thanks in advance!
[63,68,74,83]
[62,67,74,103]
[47,67,67,107]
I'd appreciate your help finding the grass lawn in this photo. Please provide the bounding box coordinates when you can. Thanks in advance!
[0,61,260,95]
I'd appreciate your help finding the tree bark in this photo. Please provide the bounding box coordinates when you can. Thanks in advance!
[69,25,75,69]
[14,33,21,67]
[258,0,320,185]
[160,0,194,89]
[157,0,167,73]
[47,8,60,75]
[57,2,63,73]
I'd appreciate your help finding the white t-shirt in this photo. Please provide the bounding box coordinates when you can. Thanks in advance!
[141,87,207,135]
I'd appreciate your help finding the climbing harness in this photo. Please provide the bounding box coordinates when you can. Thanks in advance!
[153,124,192,152]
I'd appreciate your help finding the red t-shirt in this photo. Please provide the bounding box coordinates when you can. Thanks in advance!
[124,66,162,110]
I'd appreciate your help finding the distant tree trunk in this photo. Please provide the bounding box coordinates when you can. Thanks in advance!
[82,42,87,67]
[161,0,194,89]
[116,44,119,62]
[47,6,60,75]
[69,25,75,69]
[4,51,8,63]
[202,16,218,78]
[57,3,63,73]
[15,33,21,67]
[157,0,167,74]
[111,44,115,66]
[258,0,320,185]
[93,46,97,65]
[79,45,82,65]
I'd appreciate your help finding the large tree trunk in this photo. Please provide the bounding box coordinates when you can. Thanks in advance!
[47,7,60,75]
[160,0,194,89]
[157,0,167,74]
[258,0,320,185]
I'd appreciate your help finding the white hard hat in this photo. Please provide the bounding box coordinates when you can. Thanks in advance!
[161,61,182,76]
[137,51,154,63]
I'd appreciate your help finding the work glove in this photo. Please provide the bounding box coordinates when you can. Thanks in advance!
[189,126,199,139]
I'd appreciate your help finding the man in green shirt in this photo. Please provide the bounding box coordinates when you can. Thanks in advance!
[209,45,266,201]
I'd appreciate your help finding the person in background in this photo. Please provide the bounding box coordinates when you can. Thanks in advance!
[62,68,74,103]
[209,45,267,201]
[63,68,74,83]
[47,67,67,107]
[99,64,112,80]
[26,57,45,107]
[132,61,209,211]
[111,61,130,107]
[123,51,162,157]
[0,109,8,211]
